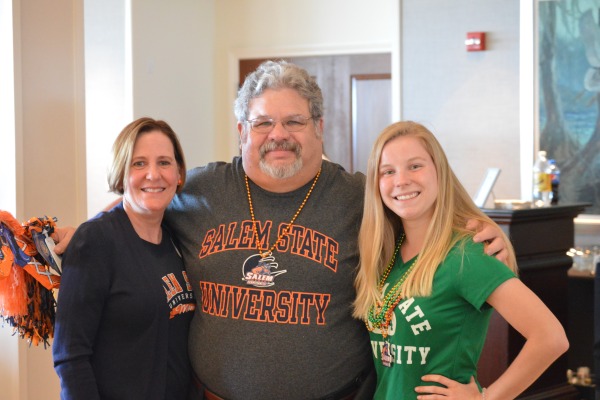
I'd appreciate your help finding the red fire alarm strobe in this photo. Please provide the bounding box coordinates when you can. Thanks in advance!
[466,32,486,51]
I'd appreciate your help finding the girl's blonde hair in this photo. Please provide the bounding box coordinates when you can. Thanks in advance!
[353,121,517,319]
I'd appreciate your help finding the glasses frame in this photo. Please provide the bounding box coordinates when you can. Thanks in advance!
[244,115,315,134]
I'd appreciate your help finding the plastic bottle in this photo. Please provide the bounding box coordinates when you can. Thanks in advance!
[532,150,552,207]
[548,159,560,205]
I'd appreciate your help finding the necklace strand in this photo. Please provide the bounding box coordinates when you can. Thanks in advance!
[245,168,321,258]
[366,234,417,338]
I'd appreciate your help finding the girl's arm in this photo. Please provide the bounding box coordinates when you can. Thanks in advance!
[415,278,569,400]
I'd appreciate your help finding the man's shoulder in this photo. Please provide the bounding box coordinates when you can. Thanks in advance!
[316,161,365,210]
[186,158,237,179]
[322,160,366,187]
[182,158,243,192]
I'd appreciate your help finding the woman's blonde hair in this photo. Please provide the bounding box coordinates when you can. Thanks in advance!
[107,117,186,195]
[353,121,517,319]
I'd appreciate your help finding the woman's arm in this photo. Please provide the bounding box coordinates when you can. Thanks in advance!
[415,278,569,399]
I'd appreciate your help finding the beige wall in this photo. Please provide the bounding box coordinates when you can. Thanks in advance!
[17,0,86,227]
[2,1,83,399]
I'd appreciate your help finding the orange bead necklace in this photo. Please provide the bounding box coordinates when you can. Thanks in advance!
[244,168,321,258]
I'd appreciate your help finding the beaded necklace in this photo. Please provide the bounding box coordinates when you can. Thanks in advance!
[244,168,321,259]
[366,233,417,339]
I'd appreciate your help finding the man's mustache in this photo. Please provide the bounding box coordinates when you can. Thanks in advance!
[260,141,301,157]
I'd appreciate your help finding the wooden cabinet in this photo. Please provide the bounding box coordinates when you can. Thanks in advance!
[478,204,589,399]
[567,267,596,400]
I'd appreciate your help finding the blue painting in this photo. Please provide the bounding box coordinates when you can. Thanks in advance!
[539,0,600,214]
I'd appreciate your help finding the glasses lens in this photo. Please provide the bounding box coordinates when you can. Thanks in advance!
[250,119,274,133]
[283,116,309,132]
[247,116,311,133]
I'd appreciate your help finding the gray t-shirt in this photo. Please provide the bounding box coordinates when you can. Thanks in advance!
[166,157,374,399]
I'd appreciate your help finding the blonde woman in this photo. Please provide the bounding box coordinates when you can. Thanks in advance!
[354,121,568,400]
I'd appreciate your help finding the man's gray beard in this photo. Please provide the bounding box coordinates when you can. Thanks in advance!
[259,140,303,179]
[259,157,303,179]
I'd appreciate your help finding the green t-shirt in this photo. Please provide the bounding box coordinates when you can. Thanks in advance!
[368,240,516,400]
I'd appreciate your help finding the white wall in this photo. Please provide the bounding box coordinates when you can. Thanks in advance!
[83,0,130,217]
[131,0,216,167]
[84,0,216,217]
[1,2,22,397]
[0,0,19,215]
[401,0,521,206]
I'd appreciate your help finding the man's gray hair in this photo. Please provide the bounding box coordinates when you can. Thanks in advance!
[234,60,324,125]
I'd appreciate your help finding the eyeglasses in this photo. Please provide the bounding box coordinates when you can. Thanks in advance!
[245,115,314,133]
